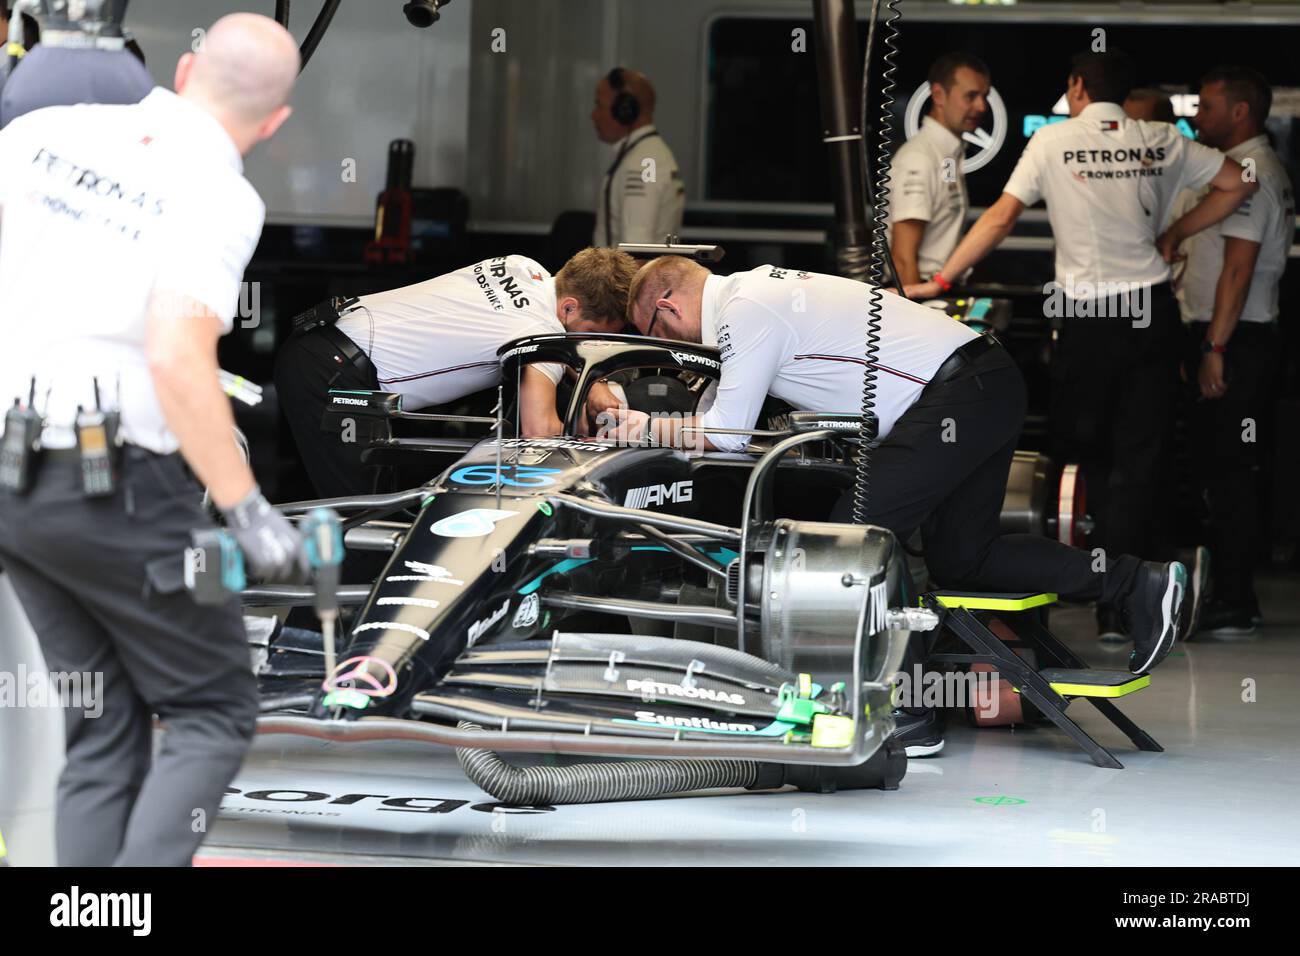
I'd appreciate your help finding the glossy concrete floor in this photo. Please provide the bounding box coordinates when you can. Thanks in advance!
[198,572,1300,867]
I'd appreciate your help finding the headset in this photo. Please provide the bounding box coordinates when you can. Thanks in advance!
[607,67,641,127]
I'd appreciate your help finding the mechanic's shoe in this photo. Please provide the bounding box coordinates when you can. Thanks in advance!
[1178,545,1211,641]
[1198,599,1259,639]
[1126,561,1187,674]
[890,709,945,757]
[1096,604,1127,644]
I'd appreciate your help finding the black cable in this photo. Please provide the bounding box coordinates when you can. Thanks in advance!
[852,0,902,527]
[298,0,343,72]
[860,0,904,297]
[275,0,291,27]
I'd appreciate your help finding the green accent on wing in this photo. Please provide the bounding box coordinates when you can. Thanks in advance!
[322,689,371,710]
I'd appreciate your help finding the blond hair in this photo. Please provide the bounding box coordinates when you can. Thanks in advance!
[555,247,639,326]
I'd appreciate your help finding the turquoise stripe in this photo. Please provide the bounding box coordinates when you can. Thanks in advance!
[517,546,738,595]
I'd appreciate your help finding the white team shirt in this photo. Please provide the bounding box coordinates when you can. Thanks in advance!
[335,255,564,409]
[698,266,978,452]
[1172,135,1295,325]
[888,116,969,278]
[1003,102,1225,294]
[593,125,685,247]
[0,88,264,452]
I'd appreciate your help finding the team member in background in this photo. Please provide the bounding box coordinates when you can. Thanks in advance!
[622,256,1190,714]
[1124,87,1176,124]
[888,52,991,287]
[0,14,301,866]
[591,67,685,247]
[906,50,1255,645]
[0,0,153,128]
[275,248,638,499]
[1172,67,1294,636]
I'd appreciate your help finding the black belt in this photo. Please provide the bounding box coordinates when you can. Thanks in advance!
[314,322,367,368]
[930,332,1001,388]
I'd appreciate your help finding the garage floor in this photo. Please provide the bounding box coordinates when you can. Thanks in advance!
[200,571,1300,867]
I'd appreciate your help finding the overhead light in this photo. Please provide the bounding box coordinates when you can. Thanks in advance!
[403,1,449,28]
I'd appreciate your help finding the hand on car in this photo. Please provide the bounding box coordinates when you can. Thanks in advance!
[595,405,651,445]
[903,281,941,300]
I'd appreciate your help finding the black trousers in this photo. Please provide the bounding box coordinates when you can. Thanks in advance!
[0,448,256,866]
[1185,320,1279,604]
[1049,282,1183,568]
[835,345,1141,605]
[274,328,380,499]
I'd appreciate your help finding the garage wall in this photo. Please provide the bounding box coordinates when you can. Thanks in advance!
[128,0,471,226]
[120,1,1300,230]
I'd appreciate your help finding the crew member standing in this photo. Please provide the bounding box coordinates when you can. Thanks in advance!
[1172,67,1294,635]
[888,52,991,287]
[591,67,685,247]
[0,14,301,866]
[906,50,1256,643]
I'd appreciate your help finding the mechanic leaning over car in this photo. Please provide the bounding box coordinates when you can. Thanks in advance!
[0,13,302,867]
[274,248,638,499]
[623,255,1188,678]
[1170,67,1294,636]
[905,49,1257,645]
[888,51,991,287]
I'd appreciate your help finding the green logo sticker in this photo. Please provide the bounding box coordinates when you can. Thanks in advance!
[972,796,1027,806]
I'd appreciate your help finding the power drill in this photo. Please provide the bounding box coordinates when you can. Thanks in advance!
[300,508,344,681]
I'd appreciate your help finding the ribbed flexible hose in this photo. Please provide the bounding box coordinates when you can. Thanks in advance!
[454,722,762,805]
[852,0,902,526]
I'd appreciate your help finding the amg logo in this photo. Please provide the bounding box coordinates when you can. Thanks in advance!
[670,350,721,371]
[624,480,692,509]
[626,678,744,706]
[634,711,757,733]
[331,396,370,406]
[467,599,509,646]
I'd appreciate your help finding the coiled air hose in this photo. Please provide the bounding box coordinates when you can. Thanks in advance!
[851,0,903,526]
[455,722,761,805]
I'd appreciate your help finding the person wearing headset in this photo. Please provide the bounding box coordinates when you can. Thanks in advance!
[905,50,1256,646]
[591,67,685,248]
